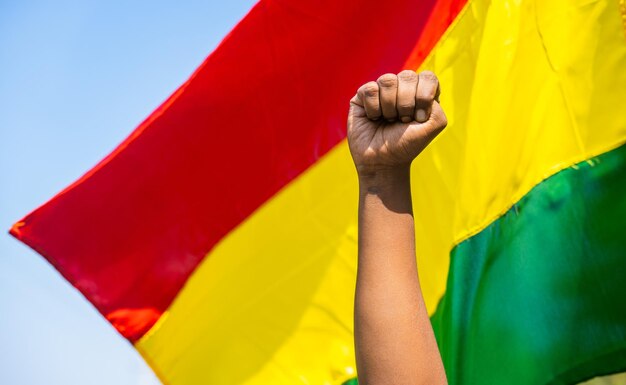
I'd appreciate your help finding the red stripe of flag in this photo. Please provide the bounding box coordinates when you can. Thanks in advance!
[11,0,466,341]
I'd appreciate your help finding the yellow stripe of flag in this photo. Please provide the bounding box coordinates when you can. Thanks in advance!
[137,0,626,383]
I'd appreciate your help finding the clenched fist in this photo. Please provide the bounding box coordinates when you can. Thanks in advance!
[347,70,447,175]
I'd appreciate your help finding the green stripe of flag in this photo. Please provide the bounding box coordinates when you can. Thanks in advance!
[432,143,626,384]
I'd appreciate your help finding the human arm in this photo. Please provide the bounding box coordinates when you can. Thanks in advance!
[347,70,448,385]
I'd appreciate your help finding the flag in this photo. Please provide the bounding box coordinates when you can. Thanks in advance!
[10,0,626,384]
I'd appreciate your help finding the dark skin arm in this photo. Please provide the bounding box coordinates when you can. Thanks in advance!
[347,70,448,385]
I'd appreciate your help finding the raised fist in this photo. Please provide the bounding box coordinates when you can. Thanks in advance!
[347,70,447,175]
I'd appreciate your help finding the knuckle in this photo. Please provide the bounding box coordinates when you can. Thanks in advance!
[397,70,417,82]
[377,73,397,88]
[440,114,448,128]
[360,82,379,98]
[419,70,438,83]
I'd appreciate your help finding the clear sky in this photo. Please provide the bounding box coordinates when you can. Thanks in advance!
[0,1,257,383]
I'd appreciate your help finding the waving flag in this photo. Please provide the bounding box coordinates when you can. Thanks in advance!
[10,0,626,384]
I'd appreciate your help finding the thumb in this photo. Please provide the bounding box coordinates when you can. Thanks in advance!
[427,101,448,137]
[405,101,448,146]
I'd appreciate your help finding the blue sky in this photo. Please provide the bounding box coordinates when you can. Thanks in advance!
[0,1,256,383]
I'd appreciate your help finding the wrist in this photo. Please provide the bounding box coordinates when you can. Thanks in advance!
[357,165,411,194]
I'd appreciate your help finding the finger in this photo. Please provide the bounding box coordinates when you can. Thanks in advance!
[415,70,440,123]
[377,73,398,121]
[396,70,418,123]
[427,101,448,136]
[358,81,381,120]
[404,101,448,147]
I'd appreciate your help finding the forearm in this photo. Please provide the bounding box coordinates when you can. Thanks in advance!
[354,167,446,385]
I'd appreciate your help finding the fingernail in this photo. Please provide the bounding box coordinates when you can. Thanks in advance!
[416,109,427,122]
[401,116,411,123]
